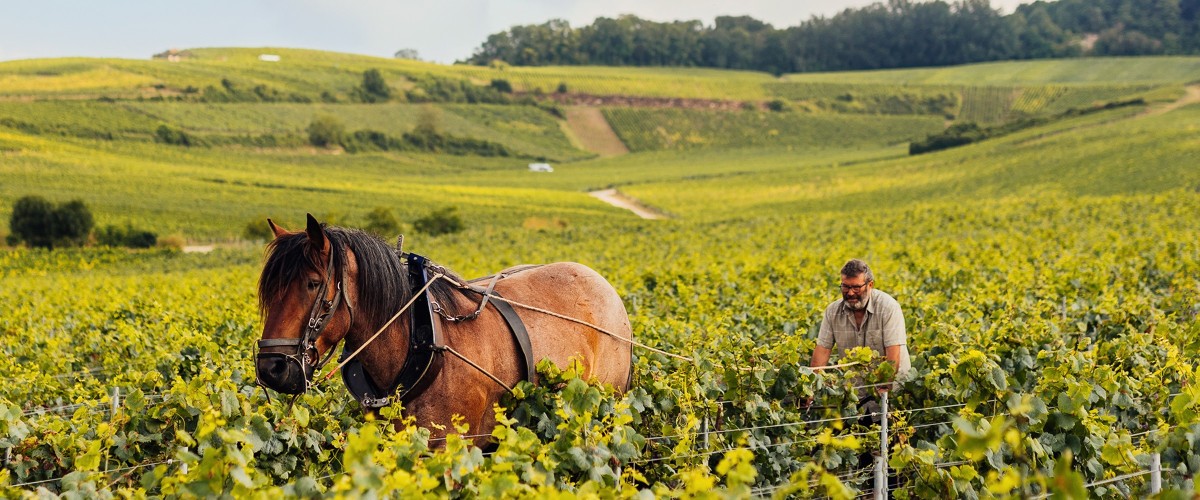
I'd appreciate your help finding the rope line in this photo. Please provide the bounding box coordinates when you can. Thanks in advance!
[322,273,444,381]
[441,345,514,393]
[468,290,693,362]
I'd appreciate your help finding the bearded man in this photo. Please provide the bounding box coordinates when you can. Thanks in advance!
[809,259,909,387]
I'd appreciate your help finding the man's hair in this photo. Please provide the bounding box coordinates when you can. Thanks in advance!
[840,259,874,283]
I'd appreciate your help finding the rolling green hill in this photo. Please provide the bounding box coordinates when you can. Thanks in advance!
[1,50,1196,238]
[781,57,1200,85]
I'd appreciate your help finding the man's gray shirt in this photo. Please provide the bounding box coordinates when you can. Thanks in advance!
[816,289,910,379]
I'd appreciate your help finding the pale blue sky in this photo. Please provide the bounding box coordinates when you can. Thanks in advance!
[1,0,1028,64]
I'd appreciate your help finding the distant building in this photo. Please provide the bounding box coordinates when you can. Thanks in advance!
[259,54,281,62]
[528,163,553,172]
[151,48,193,62]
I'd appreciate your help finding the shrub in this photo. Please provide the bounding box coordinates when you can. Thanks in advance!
[9,196,93,249]
[307,115,345,148]
[342,129,403,153]
[157,234,185,250]
[909,122,985,155]
[96,223,157,248]
[364,207,402,238]
[766,99,791,112]
[490,79,513,93]
[243,219,274,241]
[155,124,199,146]
[555,82,568,94]
[412,207,464,236]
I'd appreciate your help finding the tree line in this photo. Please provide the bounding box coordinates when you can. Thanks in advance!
[464,0,1200,73]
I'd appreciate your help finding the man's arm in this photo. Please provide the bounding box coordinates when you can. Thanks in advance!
[810,345,832,369]
[813,303,836,369]
[884,345,902,372]
[880,296,907,391]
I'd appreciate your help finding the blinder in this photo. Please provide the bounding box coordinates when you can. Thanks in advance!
[256,244,352,395]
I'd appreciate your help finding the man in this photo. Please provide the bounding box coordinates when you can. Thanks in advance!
[810,259,910,387]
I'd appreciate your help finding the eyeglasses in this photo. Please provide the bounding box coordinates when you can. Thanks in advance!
[839,282,871,292]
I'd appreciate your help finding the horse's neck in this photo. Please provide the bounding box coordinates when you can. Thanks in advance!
[350,254,414,391]
[353,320,410,391]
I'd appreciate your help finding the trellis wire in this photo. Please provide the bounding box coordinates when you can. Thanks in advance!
[11,459,175,489]
[644,410,880,443]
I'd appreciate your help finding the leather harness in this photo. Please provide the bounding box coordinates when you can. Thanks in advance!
[340,253,536,409]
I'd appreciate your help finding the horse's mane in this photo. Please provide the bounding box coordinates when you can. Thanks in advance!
[258,226,466,332]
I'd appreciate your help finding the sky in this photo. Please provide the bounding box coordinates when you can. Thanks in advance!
[2,0,1029,64]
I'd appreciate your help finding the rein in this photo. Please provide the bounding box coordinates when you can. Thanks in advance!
[324,270,443,382]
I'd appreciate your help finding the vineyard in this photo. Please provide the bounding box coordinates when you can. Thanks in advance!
[601,108,943,152]
[2,50,1200,497]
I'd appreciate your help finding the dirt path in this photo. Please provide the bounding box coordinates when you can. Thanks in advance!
[563,107,629,158]
[1141,84,1200,118]
[589,189,666,219]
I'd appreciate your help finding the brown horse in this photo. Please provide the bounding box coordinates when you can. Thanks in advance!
[254,214,632,445]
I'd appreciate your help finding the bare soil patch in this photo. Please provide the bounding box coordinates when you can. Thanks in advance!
[542,92,756,111]
[564,107,629,157]
[1141,84,1200,118]
[589,189,666,219]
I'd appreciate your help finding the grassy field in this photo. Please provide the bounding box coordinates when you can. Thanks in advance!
[622,105,1199,219]
[0,48,776,101]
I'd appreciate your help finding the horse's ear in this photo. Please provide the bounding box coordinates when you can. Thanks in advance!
[267,219,288,239]
[305,213,328,253]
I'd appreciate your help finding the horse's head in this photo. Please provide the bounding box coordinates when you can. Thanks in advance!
[255,214,356,395]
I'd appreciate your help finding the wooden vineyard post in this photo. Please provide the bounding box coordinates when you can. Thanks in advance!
[1150,452,1161,493]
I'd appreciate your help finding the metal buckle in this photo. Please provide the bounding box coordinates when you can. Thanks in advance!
[361,395,391,408]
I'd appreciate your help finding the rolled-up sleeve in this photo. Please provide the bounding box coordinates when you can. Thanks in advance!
[816,303,835,348]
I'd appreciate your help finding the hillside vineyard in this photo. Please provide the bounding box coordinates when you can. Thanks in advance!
[1,49,1199,497]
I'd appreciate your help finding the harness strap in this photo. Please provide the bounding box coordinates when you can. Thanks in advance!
[472,287,536,383]
[340,253,445,409]
[340,256,540,409]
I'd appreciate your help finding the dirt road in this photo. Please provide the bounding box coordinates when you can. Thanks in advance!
[589,189,665,219]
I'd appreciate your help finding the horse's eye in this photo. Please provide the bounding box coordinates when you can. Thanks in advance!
[307,279,321,291]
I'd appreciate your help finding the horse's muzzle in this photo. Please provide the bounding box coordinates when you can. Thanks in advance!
[255,351,311,395]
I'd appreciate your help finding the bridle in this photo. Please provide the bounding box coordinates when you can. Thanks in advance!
[256,243,354,394]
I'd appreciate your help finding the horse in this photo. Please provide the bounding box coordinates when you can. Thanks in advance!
[254,214,632,446]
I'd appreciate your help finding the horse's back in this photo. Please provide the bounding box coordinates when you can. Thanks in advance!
[490,262,632,390]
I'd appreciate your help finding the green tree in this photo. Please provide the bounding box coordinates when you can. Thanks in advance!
[51,200,94,247]
[394,48,420,60]
[9,196,93,249]
[10,196,54,248]
[359,69,391,103]
[307,114,345,148]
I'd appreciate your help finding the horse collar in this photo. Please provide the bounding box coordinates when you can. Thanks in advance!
[340,252,445,408]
